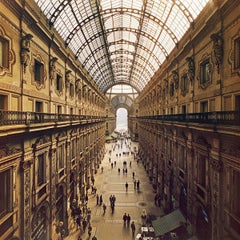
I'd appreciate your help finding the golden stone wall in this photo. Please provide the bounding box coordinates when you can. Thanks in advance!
[135,1,240,240]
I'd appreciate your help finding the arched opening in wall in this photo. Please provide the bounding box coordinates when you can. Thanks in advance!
[116,108,128,132]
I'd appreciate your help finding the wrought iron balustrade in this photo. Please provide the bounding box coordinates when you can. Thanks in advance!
[0,110,106,126]
[137,111,240,125]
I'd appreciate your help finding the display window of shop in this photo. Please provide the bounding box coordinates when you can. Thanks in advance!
[0,168,13,236]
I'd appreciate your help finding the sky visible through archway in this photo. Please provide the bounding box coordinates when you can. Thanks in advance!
[116,108,128,132]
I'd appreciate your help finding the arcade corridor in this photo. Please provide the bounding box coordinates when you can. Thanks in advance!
[65,139,163,240]
[0,1,239,239]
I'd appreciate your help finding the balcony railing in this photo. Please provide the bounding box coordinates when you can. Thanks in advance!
[0,110,106,126]
[137,111,240,125]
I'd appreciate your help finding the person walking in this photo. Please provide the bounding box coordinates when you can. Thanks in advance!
[134,179,137,189]
[102,203,106,215]
[99,195,103,205]
[125,181,128,191]
[88,224,92,237]
[127,214,131,227]
[131,221,136,236]
[137,180,140,191]
[76,216,80,230]
[82,218,87,232]
[111,202,115,213]
[123,213,127,225]
[96,194,99,205]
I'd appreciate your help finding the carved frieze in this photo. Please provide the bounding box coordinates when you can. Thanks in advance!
[0,143,21,158]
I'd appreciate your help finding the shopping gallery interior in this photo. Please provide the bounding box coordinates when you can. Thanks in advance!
[0,0,239,239]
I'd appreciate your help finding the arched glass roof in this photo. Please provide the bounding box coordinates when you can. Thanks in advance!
[34,0,209,93]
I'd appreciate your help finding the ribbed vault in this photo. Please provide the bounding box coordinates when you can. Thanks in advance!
[34,0,209,93]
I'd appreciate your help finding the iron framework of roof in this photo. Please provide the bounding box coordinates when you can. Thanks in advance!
[34,0,209,94]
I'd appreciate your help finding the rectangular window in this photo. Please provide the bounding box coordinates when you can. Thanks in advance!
[200,60,210,84]
[163,89,166,100]
[35,101,43,113]
[0,37,9,69]
[200,101,208,112]
[71,139,76,160]
[182,105,187,114]
[230,170,240,234]
[57,105,62,114]
[34,60,44,83]
[0,169,12,218]
[234,37,240,70]
[56,74,63,91]
[70,83,74,97]
[182,74,188,92]
[58,144,64,169]
[232,170,240,216]
[37,153,45,186]
[179,145,185,170]
[235,95,240,111]
[170,83,174,97]
[0,94,7,110]
[198,154,206,187]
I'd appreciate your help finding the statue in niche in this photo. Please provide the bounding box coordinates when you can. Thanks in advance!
[75,79,81,93]
[210,33,223,73]
[65,70,72,88]
[49,57,58,81]
[172,70,179,89]
[20,34,33,73]
[186,56,195,82]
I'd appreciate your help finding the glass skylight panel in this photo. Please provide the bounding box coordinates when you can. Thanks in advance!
[142,20,159,37]
[150,1,167,19]
[165,6,189,40]
[132,0,143,10]
[54,6,76,40]
[158,29,174,54]
[122,16,132,28]
[35,0,210,93]
[130,17,140,29]
[34,0,60,19]
[181,0,209,19]
[149,1,170,21]
[101,0,111,11]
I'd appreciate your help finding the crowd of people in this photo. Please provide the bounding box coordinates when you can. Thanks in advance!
[67,136,158,240]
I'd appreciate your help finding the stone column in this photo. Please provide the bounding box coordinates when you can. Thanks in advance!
[186,132,194,234]
[21,155,33,240]
[210,140,222,240]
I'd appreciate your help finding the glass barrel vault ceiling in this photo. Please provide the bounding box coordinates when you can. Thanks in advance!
[34,0,209,93]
